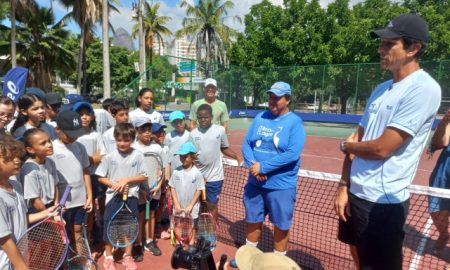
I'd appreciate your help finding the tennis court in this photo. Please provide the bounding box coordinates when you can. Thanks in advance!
[96,117,448,269]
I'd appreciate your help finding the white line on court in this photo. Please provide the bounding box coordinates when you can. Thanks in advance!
[408,217,433,270]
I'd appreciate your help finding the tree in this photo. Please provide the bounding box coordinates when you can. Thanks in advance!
[0,6,74,90]
[131,1,172,68]
[177,0,241,76]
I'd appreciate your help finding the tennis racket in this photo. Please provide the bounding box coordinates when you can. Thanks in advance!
[65,215,99,270]
[143,152,164,219]
[197,189,217,250]
[172,210,194,246]
[17,186,72,270]
[106,185,139,248]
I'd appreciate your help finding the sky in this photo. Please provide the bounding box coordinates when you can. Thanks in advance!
[32,0,364,40]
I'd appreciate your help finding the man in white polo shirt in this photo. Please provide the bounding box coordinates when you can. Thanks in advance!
[334,13,441,270]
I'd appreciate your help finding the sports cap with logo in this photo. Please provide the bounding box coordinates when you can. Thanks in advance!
[169,110,185,122]
[56,110,85,139]
[370,13,429,42]
[267,82,291,97]
[176,142,197,155]
[204,78,217,88]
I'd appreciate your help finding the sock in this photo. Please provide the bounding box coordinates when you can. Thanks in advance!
[273,249,287,256]
[245,239,258,247]
[146,239,153,244]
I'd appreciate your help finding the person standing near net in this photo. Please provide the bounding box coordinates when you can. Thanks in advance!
[334,13,441,270]
[189,78,229,130]
[238,82,305,259]
[427,109,450,256]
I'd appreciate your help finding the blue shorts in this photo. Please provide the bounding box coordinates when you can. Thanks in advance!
[91,174,106,199]
[103,195,139,242]
[205,180,224,205]
[243,184,296,230]
[63,206,87,226]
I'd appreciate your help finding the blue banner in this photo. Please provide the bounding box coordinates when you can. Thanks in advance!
[2,67,28,102]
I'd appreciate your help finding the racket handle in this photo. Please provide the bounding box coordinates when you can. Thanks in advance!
[218,254,227,270]
[59,186,72,206]
[123,185,129,201]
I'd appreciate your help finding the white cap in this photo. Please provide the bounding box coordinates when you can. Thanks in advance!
[204,78,217,88]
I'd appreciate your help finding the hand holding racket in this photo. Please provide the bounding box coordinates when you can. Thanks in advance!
[197,189,217,250]
[17,186,72,270]
[106,185,139,248]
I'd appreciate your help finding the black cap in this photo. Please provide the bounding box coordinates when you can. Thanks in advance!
[370,13,429,42]
[56,111,85,139]
[45,92,62,105]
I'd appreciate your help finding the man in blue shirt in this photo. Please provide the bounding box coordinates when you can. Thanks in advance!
[241,82,305,256]
[335,13,441,270]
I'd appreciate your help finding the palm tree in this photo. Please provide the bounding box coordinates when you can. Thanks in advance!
[9,0,37,68]
[58,0,100,94]
[176,0,241,75]
[132,1,172,68]
[0,6,74,90]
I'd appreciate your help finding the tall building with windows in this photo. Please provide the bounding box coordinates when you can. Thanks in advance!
[173,36,196,64]
[152,39,167,56]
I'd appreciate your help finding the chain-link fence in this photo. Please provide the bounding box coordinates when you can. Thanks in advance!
[120,56,449,114]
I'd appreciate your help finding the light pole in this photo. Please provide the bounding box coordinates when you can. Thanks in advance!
[132,0,146,90]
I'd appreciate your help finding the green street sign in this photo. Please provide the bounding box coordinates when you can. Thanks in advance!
[179,61,196,73]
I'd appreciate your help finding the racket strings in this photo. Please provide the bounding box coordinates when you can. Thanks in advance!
[66,237,96,270]
[17,220,67,270]
[172,215,194,242]
[198,214,217,245]
[108,209,139,246]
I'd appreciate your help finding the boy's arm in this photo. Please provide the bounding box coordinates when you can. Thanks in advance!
[27,205,57,224]
[170,187,182,214]
[185,190,202,215]
[221,147,243,165]
[83,168,93,212]
[0,236,28,270]
[29,198,46,211]
[53,187,59,207]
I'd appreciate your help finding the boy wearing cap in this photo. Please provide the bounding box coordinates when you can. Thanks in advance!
[45,92,62,128]
[189,78,229,130]
[131,117,164,258]
[165,111,191,173]
[50,111,93,252]
[334,13,441,269]
[102,100,129,153]
[96,123,148,270]
[191,104,243,223]
[169,142,204,247]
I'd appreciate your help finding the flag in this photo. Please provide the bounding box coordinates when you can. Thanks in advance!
[2,67,28,102]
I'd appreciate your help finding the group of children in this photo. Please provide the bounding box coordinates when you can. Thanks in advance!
[0,88,242,270]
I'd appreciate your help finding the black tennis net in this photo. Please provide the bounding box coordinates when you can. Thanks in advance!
[217,159,450,270]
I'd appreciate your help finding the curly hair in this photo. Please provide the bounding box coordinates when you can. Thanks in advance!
[0,135,25,162]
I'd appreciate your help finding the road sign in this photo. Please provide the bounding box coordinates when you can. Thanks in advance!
[178,61,196,73]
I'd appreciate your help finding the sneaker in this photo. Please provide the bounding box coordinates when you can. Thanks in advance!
[132,245,144,262]
[103,257,116,270]
[229,258,238,268]
[144,241,162,256]
[160,230,171,240]
[122,255,137,270]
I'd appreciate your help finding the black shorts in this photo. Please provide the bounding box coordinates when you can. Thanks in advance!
[338,193,409,270]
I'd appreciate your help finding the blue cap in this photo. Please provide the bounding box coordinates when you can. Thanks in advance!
[267,82,291,97]
[151,123,167,133]
[169,111,185,122]
[132,117,152,128]
[25,87,46,101]
[64,94,85,104]
[72,101,93,113]
[176,142,197,155]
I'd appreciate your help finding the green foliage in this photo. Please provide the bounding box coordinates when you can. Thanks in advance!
[0,1,8,21]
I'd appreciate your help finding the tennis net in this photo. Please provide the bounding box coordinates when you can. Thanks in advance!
[218,159,450,270]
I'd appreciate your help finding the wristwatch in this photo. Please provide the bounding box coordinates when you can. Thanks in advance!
[340,141,347,153]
